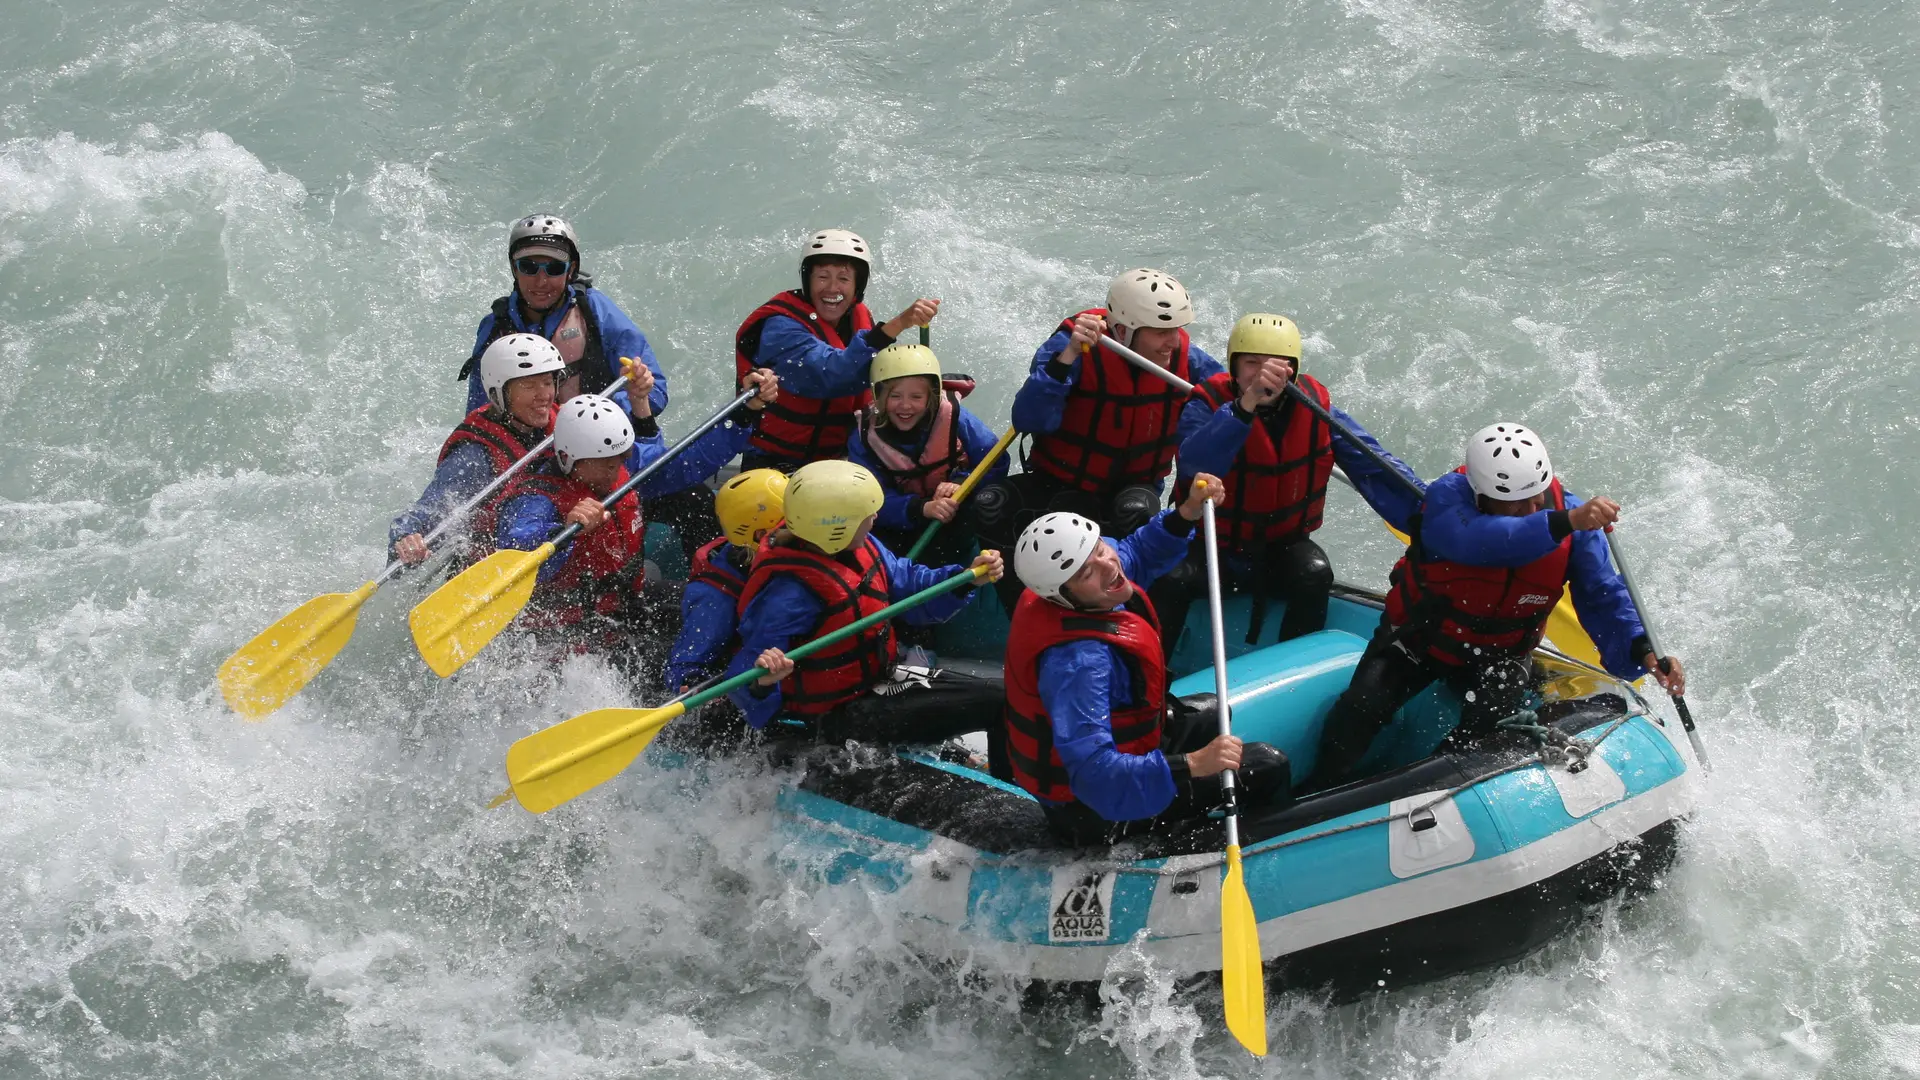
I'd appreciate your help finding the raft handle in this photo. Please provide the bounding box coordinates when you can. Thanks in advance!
[1172,880,1200,895]
[1410,809,1438,833]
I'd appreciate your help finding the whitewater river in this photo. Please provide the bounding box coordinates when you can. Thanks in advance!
[4,0,1917,1075]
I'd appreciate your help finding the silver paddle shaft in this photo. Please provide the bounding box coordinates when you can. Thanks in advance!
[1200,496,1241,850]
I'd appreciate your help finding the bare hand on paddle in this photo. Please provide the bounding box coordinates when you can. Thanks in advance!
[922,481,962,523]
[620,357,657,418]
[755,647,795,686]
[1236,360,1292,411]
[1568,497,1620,531]
[1066,312,1107,353]
[394,533,430,565]
[566,498,610,534]
[882,298,941,340]
[740,367,778,410]
[1180,473,1227,520]
[971,549,1005,583]
[1644,653,1687,695]
[1187,734,1245,778]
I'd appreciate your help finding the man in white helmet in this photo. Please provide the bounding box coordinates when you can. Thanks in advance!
[391,333,568,567]
[491,371,781,660]
[1314,424,1687,784]
[1002,473,1293,846]
[733,228,942,472]
[977,269,1227,592]
[459,212,668,419]
[722,461,1006,744]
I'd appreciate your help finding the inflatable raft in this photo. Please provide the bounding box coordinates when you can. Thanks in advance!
[771,585,1697,999]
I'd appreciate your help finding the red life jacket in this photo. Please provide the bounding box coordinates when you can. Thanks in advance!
[1025,309,1193,494]
[688,537,748,606]
[1384,470,1573,666]
[854,377,976,497]
[499,467,647,630]
[1003,589,1168,805]
[1174,372,1335,554]
[735,537,897,718]
[436,407,547,563]
[735,291,876,465]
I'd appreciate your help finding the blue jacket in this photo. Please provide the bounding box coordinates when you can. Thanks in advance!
[388,439,502,559]
[466,286,668,418]
[1032,509,1195,821]
[494,415,754,585]
[1174,393,1425,567]
[723,535,978,728]
[1417,470,1650,680]
[1010,326,1225,450]
[665,543,751,691]
[845,404,1009,530]
[755,313,891,401]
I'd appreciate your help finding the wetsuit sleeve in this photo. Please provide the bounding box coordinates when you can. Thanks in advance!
[846,428,919,530]
[950,407,1009,485]
[388,441,495,557]
[1186,344,1225,382]
[1419,471,1563,567]
[756,314,883,399]
[1326,404,1424,533]
[724,578,825,728]
[637,416,754,498]
[1038,640,1177,821]
[1112,509,1192,591]
[1561,490,1652,680]
[465,313,497,414]
[584,290,669,417]
[665,579,739,691]
[872,534,975,625]
[1175,398,1252,481]
[494,493,572,585]
[1010,328,1079,434]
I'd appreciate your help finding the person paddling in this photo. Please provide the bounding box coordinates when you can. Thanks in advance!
[664,468,788,694]
[977,269,1226,557]
[492,370,779,663]
[724,461,1005,745]
[1003,476,1292,847]
[1313,423,1687,784]
[846,342,1006,567]
[1147,313,1421,653]
[734,229,941,472]
[391,333,564,567]
[459,213,668,417]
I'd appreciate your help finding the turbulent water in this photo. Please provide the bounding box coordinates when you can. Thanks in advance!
[3,0,1919,1075]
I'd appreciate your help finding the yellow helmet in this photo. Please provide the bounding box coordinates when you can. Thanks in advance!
[869,342,940,387]
[714,469,788,549]
[782,460,884,554]
[1226,313,1302,363]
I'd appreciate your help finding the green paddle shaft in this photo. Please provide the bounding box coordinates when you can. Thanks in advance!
[540,387,756,553]
[373,373,632,586]
[676,564,986,714]
[918,325,930,346]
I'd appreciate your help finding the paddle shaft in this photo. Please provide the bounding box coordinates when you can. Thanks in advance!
[1199,496,1242,847]
[1605,530,1708,764]
[540,387,757,553]
[514,564,988,786]
[1097,333,1194,393]
[1280,381,1426,505]
[372,373,632,587]
[904,426,1019,561]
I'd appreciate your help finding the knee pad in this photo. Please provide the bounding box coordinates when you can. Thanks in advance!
[1107,485,1160,536]
[1237,742,1293,803]
[1282,540,1334,590]
[971,482,1022,547]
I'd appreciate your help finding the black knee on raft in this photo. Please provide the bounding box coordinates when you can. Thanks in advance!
[1107,485,1159,537]
[971,482,1022,549]
[1236,742,1293,802]
[1277,539,1334,594]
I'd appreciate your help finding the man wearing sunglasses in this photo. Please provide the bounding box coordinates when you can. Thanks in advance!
[458,213,669,421]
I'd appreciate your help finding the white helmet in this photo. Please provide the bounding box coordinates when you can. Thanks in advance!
[800,228,871,303]
[1015,512,1104,606]
[1106,268,1194,338]
[479,333,566,411]
[1465,422,1554,502]
[509,212,581,270]
[552,394,633,474]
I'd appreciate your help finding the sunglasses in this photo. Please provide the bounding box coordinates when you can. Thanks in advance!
[514,257,571,277]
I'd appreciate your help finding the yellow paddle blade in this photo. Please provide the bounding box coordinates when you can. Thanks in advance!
[1382,521,1602,668]
[409,543,554,677]
[1220,844,1267,1056]
[218,581,379,720]
[503,702,687,813]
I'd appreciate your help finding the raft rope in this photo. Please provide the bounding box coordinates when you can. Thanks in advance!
[1112,700,1653,878]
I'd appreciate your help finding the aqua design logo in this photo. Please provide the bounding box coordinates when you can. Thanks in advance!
[1048,870,1117,943]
